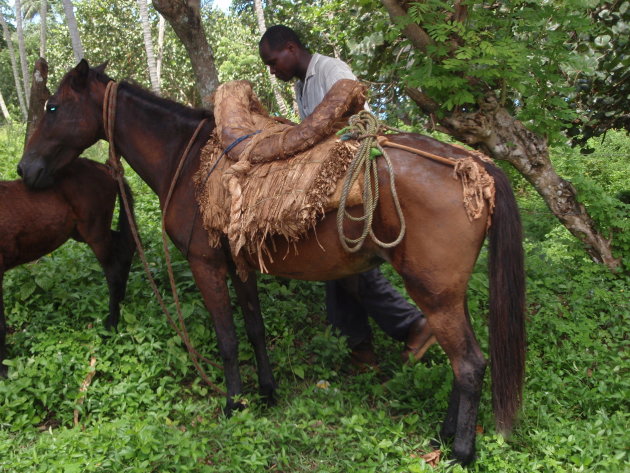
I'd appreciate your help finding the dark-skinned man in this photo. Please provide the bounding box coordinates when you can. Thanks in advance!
[259,25,435,368]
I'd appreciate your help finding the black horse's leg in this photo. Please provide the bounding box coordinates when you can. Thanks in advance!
[437,297,472,443]
[83,232,132,332]
[189,256,243,414]
[432,307,486,465]
[227,267,276,405]
[103,229,134,330]
[438,380,461,442]
[0,271,7,378]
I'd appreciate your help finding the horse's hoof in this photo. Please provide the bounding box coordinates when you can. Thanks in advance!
[451,445,476,466]
[260,384,277,407]
[224,399,247,417]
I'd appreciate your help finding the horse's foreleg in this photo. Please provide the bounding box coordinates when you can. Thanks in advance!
[0,271,7,378]
[228,267,276,405]
[189,257,243,414]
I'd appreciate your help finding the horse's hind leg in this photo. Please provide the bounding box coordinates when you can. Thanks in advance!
[227,266,276,405]
[0,271,7,377]
[405,286,486,465]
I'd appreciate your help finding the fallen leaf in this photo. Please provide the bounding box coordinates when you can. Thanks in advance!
[421,449,442,468]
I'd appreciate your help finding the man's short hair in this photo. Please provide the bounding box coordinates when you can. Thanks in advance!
[260,25,306,51]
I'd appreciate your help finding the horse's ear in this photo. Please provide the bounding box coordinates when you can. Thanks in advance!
[94,61,108,74]
[70,59,90,91]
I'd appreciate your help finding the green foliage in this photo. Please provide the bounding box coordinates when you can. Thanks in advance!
[569,1,630,148]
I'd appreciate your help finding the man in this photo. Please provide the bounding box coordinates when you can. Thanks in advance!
[259,25,435,366]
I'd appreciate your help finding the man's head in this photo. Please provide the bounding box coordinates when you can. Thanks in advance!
[259,25,311,82]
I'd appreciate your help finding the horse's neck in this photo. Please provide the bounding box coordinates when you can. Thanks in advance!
[113,87,205,200]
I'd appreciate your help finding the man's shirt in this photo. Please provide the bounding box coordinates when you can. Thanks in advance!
[294,53,357,120]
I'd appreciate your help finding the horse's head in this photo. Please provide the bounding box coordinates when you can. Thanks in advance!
[18,59,109,188]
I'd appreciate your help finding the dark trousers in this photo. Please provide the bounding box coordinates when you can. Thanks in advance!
[325,267,422,348]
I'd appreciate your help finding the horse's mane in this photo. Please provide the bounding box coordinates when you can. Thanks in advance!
[92,67,214,122]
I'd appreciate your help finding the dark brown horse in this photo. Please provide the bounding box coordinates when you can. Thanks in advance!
[1,157,135,377]
[18,60,525,465]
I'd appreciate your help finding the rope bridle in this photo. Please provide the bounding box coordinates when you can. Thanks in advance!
[102,81,224,395]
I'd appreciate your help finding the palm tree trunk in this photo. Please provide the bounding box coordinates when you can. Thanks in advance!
[14,0,30,107]
[253,0,290,116]
[137,0,160,94]
[0,88,12,123]
[156,14,165,84]
[0,12,28,120]
[39,0,47,57]
[62,0,84,62]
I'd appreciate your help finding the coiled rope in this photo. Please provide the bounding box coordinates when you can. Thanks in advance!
[336,111,406,252]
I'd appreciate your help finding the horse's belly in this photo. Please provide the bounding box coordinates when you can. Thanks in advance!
[243,212,382,281]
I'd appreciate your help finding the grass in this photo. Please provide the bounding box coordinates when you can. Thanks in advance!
[0,124,628,472]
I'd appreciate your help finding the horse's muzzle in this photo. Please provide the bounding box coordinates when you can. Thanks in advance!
[18,160,54,189]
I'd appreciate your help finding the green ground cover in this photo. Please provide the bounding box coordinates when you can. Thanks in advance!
[0,124,628,472]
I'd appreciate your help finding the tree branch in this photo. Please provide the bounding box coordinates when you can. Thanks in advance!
[380,0,433,52]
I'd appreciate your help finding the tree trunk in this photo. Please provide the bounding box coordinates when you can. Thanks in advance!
[253,0,290,116]
[442,93,619,268]
[15,0,30,108]
[156,14,166,84]
[0,88,12,123]
[152,0,219,108]
[137,0,160,94]
[25,58,51,146]
[383,0,620,270]
[0,12,28,120]
[62,0,84,62]
[40,0,47,58]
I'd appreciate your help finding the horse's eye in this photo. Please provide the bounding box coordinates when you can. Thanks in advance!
[46,103,58,113]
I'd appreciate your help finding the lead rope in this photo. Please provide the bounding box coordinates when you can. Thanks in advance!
[337,110,406,252]
[102,81,225,395]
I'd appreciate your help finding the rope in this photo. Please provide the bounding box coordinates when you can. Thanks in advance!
[102,81,225,395]
[336,111,406,252]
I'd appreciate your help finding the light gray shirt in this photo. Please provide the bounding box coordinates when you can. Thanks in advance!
[294,53,357,120]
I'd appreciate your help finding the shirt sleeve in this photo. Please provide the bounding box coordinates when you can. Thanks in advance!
[319,58,357,94]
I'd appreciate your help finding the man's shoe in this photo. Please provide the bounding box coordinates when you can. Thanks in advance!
[350,338,379,371]
[402,316,436,363]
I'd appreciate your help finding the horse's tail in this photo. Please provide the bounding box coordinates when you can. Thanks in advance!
[483,162,526,435]
[115,178,136,259]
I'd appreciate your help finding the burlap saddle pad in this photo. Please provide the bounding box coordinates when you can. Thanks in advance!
[194,79,366,270]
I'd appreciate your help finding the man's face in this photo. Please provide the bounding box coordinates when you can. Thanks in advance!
[259,41,298,82]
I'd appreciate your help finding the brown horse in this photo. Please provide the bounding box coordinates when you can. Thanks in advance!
[18,60,525,465]
[1,157,135,377]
